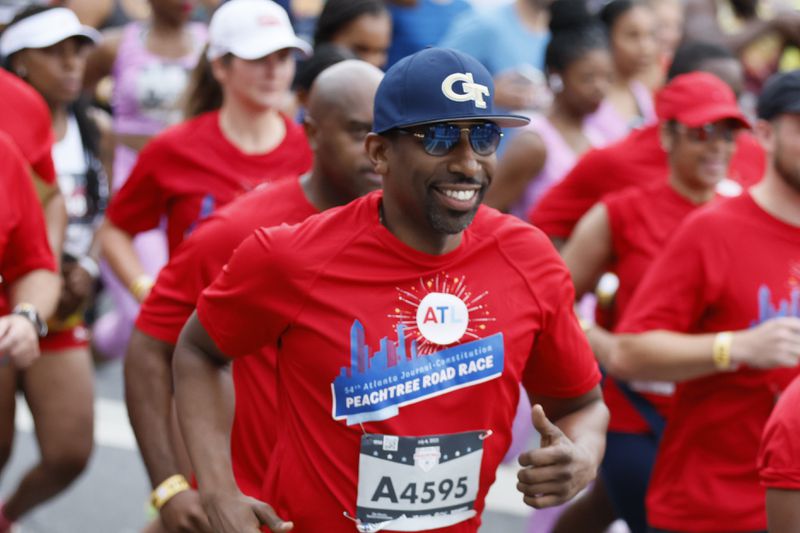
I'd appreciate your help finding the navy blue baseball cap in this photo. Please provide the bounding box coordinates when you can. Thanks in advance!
[373,47,530,133]
[757,70,800,120]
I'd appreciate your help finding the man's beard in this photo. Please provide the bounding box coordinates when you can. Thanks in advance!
[425,187,486,235]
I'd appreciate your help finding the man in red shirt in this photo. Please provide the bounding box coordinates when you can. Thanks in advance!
[173,47,608,533]
[610,70,800,533]
[529,41,765,247]
[758,374,800,533]
[124,59,384,533]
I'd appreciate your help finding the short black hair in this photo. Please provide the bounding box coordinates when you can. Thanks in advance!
[293,43,357,92]
[313,0,388,48]
[667,41,736,81]
[546,0,608,73]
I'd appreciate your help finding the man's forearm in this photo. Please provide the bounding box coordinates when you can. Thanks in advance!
[98,220,148,297]
[173,315,239,496]
[125,328,185,488]
[10,269,61,320]
[611,331,717,382]
[551,396,608,469]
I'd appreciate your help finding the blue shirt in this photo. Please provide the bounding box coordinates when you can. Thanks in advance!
[439,3,550,75]
[386,0,473,68]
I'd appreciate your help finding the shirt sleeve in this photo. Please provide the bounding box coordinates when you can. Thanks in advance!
[196,227,300,358]
[758,381,800,490]
[519,237,601,398]
[136,212,245,344]
[0,142,57,286]
[616,213,727,334]
[105,141,165,236]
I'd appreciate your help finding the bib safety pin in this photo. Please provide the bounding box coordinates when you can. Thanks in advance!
[479,429,493,440]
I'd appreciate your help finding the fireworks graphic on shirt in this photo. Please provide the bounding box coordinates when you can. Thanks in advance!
[388,273,495,355]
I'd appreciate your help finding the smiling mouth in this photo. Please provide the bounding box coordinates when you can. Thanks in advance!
[441,189,477,201]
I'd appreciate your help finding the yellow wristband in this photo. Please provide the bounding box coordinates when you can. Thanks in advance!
[129,275,154,301]
[151,474,190,510]
[712,331,734,371]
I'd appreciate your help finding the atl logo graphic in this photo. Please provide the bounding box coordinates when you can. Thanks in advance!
[441,72,489,109]
[416,292,469,346]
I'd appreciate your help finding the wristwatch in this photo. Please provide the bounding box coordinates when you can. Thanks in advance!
[12,303,48,337]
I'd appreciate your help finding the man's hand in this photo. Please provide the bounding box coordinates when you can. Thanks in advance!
[202,491,293,533]
[516,404,597,508]
[56,261,94,319]
[160,489,213,533]
[731,317,800,369]
[0,314,40,368]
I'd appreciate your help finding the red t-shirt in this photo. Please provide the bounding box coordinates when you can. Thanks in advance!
[529,124,765,239]
[602,182,719,434]
[106,110,312,254]
[618,193,800,532]
[758,374,800,491]
[0,69,56,186]
[0,132,57,315]
[136,178,317,498]
[197,191,601,533]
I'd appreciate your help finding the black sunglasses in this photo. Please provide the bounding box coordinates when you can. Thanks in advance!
[674,122,741,143]
[397,122,503,156]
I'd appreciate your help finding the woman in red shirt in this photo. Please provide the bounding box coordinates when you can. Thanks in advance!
[97,0,312,358]
[558,72,749,533]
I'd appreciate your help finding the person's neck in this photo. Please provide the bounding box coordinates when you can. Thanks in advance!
[380,199,463,255]
[49,104,69,142]
[300,169,351,212]
[750,169,800,226]
[515,0,549,32]
[549,98,586,130]
[667,173,717,204]
[149,15,183,36]
[218,101,285,155]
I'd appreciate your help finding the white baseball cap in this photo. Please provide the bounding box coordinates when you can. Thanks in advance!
[207,0,311,61]
[0,7,101,58]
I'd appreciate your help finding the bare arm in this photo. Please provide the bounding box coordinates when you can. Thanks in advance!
[0,269,61,368]
[83,30,122,97]
[484,131,546,212]
[767,489,800,533]
[125,327,215,532]
[97,219,149,301]
[173,313,291,533]
[683,0,774,54]
[561,203,612,298]
[516,386,608,508]
[65,0,113,28]
[42,191,67,271]
[609,317,800,382]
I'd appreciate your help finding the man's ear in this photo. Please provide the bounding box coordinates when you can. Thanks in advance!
[303,116,319,151]
[366,133,390,176]
[753,118,775,155]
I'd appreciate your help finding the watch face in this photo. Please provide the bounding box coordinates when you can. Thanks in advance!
[13,306,47,337]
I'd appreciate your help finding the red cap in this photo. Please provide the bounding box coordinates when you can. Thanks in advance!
[655,72,750,129]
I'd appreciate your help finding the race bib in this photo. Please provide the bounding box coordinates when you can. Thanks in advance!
[354,431,488,532]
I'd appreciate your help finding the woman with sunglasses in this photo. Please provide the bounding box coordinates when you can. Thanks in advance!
[485,0,613,217]
[97,0,312,331]
[0,6,107,530]
[556,72,749,533]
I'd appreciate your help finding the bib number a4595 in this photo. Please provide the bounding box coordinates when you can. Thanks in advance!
[354,431,487,532]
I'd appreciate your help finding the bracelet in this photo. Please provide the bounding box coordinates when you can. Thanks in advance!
[712,331,734,371]
[578,318,594,334]
[129,275,154,301]
[77,256,100,279]
[151,474,190,510]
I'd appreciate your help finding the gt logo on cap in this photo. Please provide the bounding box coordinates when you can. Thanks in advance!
[441,72,489,109]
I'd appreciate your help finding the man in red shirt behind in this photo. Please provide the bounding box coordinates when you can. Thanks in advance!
[610,70,800,533]
[173,48,608,533]
[124,60,385,533]
[530,41,764,247]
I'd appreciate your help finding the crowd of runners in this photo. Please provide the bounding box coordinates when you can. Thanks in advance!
[0,0,799,532]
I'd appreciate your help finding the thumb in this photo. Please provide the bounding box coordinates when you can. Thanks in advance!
[250,499,293,532]
[531,404,562,446]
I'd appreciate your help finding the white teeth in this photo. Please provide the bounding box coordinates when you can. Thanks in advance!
[442,189,476,201]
